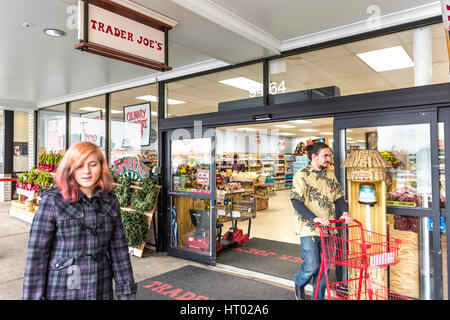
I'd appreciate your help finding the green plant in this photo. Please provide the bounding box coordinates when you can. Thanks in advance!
[113,176,133,207]
[120,209,149,247]
[131,176,158,211]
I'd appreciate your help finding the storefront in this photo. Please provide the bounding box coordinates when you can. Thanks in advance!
[35,17,450,299]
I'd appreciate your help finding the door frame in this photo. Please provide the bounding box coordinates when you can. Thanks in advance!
[164,127,217,265]
[439,107,450,300]
[333,107,442,300]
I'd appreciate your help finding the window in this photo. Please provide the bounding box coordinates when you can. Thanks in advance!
[110,84,158,170]
[269,23,448,101]
[167,63,264,117]
[70,95,106,155]
[39,104,66,158]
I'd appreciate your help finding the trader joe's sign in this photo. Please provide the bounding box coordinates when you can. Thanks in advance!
[76,0,175,71]
[112,157,150,181]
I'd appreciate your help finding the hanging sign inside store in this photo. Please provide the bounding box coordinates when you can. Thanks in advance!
[124,103,150,146]
[112,156,150,181]
[75,0,176,71]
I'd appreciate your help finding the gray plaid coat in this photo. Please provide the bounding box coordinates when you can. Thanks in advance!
[23,187,137,300]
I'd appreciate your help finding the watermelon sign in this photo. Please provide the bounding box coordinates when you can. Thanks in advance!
[112,157,150,181]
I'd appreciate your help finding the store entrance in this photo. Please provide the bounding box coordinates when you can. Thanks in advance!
[213,117,334,279]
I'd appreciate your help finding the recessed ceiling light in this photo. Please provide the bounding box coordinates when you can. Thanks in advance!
[274,124,296,128]
[43,28,66,38]
[279,132,295,136]
[288,120,312,124]
[236,128,258,131]
[136,95,186,105]
[219,77,262,91]
[300,129,319,132]
[79,106,100,112]
[356,46,414,72]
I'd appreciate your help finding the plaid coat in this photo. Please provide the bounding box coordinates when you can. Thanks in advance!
[23,188,137,300]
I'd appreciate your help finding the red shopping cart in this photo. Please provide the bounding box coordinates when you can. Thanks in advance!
[313,218,409,300]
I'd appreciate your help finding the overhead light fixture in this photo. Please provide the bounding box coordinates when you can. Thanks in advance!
[288,120,312,124]
[236,128,258,131]
[279,132,295,136]
[254,114,272,121]
[79,106,100,112]
[79,106,122,114]
[274,124,296,128]
[136,95,186,105]
[320,132,333,135]
[356,46,414,72]
[43,28,66,38]
[300,129,319,132]
[219,77,262,91]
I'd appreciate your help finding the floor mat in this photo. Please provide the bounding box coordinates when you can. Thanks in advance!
[136,265,295,300]
[216,237,338,283]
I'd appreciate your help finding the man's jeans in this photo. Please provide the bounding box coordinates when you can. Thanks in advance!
[293,236,330,300]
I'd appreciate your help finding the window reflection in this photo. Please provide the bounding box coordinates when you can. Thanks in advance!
[345,124,431,208]
[171,138,212,194]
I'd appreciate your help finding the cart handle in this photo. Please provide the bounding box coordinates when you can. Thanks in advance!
[314,218,362,227]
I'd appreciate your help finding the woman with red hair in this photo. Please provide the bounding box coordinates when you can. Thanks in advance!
[23,142,137,300]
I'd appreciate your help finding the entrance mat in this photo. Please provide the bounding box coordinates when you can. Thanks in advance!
[136,265,295,300]
[216,237,337,283]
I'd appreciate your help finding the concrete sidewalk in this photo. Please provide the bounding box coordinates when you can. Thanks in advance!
[0,201,204,300]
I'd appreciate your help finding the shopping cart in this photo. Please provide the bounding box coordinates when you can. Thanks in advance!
[313,218,409,300]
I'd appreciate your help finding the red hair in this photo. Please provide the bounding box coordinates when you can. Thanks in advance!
[54,142,113,203]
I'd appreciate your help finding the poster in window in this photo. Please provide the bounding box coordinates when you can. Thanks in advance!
[123,103,151,146]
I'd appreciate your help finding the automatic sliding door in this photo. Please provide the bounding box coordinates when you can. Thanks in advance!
[167,132,216,265]
[334,109,441,300]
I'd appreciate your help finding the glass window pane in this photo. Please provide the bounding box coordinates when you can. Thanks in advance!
[167,63,263,117]
[110,84,158,169]
[387,214,432,300]
[344,124,431,208]
[171,196,211,255]
[269,23,448,101]
[13,111,29,172]
[39,104,66,159]
[439,122,445,208]
[0,110,3,172]
[70,95,106,155]
[171,137,212,194]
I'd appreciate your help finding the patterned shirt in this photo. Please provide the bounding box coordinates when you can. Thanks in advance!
[290,164,344,237]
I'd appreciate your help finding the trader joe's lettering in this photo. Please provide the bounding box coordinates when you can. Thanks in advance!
[90,19,163,51]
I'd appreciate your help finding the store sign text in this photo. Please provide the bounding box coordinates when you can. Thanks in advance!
[112,157,150,181]
[78,3,165,64]
[249,80,286,97]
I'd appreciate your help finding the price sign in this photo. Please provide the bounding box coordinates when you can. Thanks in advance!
[197,170,210,185]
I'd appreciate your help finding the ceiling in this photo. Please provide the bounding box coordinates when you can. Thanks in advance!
[0,0,444,112]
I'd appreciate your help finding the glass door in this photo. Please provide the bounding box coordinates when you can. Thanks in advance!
[439,107,450,300]
[166,129,216,265]
[334,108,442,300]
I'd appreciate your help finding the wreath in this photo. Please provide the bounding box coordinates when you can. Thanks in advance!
[131,176,158,212]
[120,209,149,247]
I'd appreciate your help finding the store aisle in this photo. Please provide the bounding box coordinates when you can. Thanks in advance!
[222,190,298,245]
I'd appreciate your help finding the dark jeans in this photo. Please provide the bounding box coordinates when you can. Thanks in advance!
[293,236,330,300]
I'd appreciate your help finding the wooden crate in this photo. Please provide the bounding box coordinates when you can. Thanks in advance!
[387,215,420,299]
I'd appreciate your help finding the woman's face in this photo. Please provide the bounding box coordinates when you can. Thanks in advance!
[74,152,102,194]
